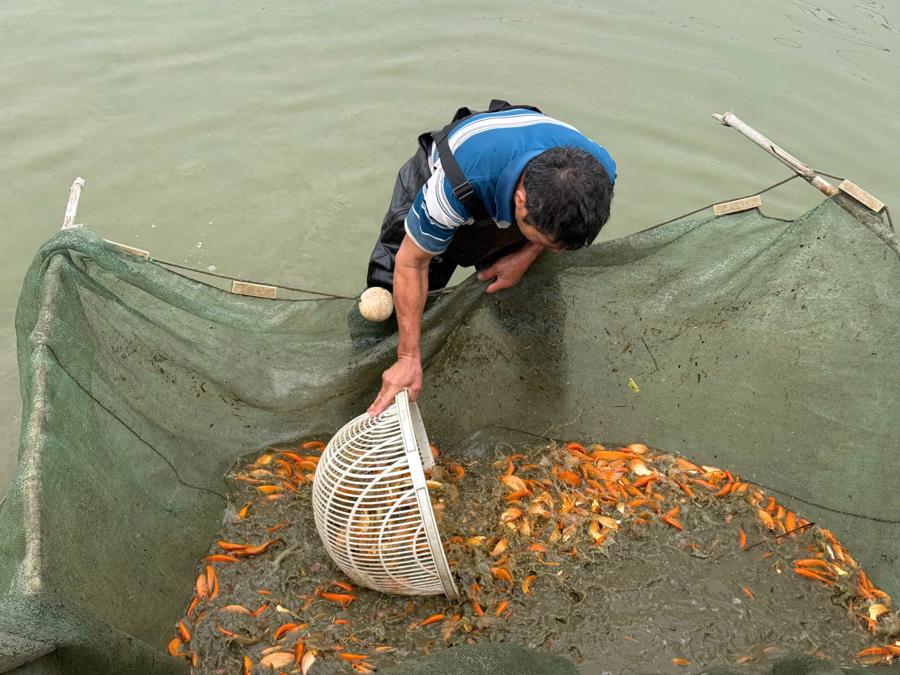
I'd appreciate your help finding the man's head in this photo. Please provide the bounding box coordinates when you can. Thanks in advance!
[514,146,614,251]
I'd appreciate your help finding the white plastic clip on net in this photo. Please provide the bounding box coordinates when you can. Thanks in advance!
[312,390,458,599]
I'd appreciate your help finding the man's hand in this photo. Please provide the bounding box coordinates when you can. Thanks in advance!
[476,241,544,293]
[367,354,423,416]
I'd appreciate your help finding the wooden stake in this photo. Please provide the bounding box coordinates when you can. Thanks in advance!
[62,177,85,230]
[712,113,838,198]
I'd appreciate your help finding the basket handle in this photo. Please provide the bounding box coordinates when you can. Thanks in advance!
[394,389,435,470]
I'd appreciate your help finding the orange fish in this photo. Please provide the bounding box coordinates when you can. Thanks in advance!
[555,469,582,487]
[318,591,357,609]
[500,474,528,493]
[660,515,683,531]
[674,457,702,473]
[221,604,251,615]
[419,613,445,627]
[490,566,514,590]
[522,574,537,595]
[714,481,733,497]
[206,565,219,599]
[756,509,776,531]
[491,538,509,557]
[859,570,874,592]
[632,475,658,489]
[470,581,484,616]
[794,558,830,570]
[495,600,510,617]
[217,540,249,552]
[793,567,834,585]
[274,623,300,640]
[678,482,695,498]
[331,580,354,592]
[167,637,182,657]
[236,538,281,557]
[692,478,720,491]
[446,462,466,482]
[592,450,635,462]
[293,638,305,666]
[195,573,208,599]
[237,501,252,519]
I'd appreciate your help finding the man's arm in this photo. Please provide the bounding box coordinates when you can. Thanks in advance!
[367,236,433,416]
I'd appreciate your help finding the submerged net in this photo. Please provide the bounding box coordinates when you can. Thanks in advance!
[0,195,898,673]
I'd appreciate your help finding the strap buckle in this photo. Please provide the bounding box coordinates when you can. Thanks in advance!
[453,181,476,204]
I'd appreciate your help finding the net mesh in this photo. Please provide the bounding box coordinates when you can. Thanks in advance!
[0,195,897,673]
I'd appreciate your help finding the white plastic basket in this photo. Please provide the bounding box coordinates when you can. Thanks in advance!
[311,390,458,599]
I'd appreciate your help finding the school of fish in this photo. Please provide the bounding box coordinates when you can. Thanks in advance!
[167,440,898,672]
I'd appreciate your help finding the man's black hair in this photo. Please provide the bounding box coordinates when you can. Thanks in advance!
[521,146,614,250]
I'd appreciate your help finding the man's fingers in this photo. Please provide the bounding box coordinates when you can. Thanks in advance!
[367,388,391,416]
[368,396,390,417]
[486,277,509,294]
[368,383,404,416]
[476,264,498,282]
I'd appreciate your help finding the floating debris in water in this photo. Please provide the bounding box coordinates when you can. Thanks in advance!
[169,439,898,673]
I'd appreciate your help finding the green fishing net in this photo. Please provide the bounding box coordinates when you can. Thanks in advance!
[0,196,896,673]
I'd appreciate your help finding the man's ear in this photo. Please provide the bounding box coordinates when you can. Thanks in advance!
[514,185,526,209]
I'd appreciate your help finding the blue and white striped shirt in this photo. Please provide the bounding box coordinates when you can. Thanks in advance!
[404,109,617,255]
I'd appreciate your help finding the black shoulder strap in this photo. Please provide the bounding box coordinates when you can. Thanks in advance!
[433,131,491,223]
[431,100,543,224]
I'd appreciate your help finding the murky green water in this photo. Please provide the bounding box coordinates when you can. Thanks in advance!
[1,0,898,494]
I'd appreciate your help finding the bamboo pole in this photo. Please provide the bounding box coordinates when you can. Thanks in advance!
[712,112,838,197]
[61,177,85,230]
